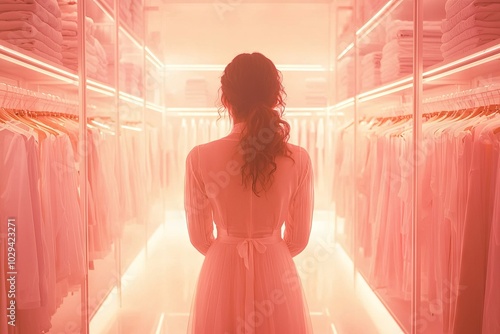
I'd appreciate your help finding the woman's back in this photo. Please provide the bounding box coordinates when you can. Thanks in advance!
[186,123,312,249]
[184,52,314,334]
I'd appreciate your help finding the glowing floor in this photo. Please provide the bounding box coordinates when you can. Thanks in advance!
[89,211,403,334]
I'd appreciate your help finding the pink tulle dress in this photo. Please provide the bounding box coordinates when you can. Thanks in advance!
[184,123,314,334]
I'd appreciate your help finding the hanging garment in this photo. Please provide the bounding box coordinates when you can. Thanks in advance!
[482,142,500,334]
[185,122,314,334]
[453,121,500,334]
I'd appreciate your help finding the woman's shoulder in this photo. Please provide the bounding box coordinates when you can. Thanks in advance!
[286,142,310,159]
[187,138,228,159]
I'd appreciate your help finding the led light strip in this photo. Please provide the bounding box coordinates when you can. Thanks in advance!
[1,44,78,80]
[334,44,500,104]
[329,97,354,111]
[358,77,413,99]
[91,120,111,129]
[424,45,500,82]
[119,91,144,106]
[87,79,116,94]
[0,52,77,85]
[155,313,165,334]
[357,0,401,38]
[359,83,413,102]
[87,85,114,97]
[119,26,143,50]
[93,0,114,21]
[330,323,339,334]
[146,103,165,113]
[337,0,403,61]
[146,47,164,69]
[120,124,142,131]
[336,244,405,334]
[337,43,354,61]
[89,221,167,332]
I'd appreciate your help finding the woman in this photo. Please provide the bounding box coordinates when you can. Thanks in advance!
[184,52,314,334]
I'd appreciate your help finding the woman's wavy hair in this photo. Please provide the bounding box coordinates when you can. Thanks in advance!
[219,52,293,196]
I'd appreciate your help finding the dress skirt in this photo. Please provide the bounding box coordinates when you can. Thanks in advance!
[187,231,313,334]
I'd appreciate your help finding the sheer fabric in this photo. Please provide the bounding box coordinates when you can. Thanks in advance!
[184,123,314,334]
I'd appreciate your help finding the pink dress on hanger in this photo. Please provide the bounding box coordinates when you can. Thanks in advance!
[184,123,314,334]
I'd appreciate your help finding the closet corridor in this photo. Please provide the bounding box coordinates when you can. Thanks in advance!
[87,211,396,334]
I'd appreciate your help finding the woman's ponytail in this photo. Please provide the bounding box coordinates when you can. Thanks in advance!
[220,52,293,195]
[237,104,292,195]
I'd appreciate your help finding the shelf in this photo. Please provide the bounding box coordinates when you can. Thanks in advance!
[119,24,143,50]
[119,91,144,107]
[337,0,406,60]
[0,41,78,86]
[358,76,413,102]
[145,47,164,69]
[333,40,500,112]
[423,40,500,84]
[330,97,355,111]
[90,0,115,22]
[146,102,165,113]
[87,79,116,97]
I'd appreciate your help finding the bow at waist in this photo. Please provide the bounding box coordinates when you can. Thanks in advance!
[215,228,283,331]
[217,230,282,269]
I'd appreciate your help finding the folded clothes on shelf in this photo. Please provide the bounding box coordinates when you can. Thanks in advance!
[336,56,355,100]
[380,20,443,83]
[442,3,500,33]
[0,1,61,31]
[441,1,500,59]
[56,3,109,81]
[5,38,62,60]
[442,14,500,44]
[61,19,76,32]
[0,19,62,44]
[445,0,500,21]
[442,33,500,59]
[0,0,64,64]
[0,26,62,55]
[0,10,60,40]
[0,0,61,20]
[385,19,442,41]
[361,51,382,91]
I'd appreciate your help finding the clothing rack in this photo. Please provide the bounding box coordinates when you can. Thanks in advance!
[0,82,79,115]
[361,86,500,123]
[423,84,500,113]
[1,109,79,120]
